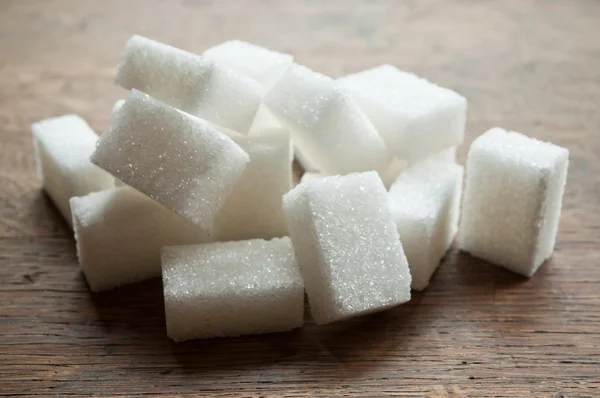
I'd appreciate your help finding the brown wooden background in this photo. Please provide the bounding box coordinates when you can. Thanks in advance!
[1,1,599,396]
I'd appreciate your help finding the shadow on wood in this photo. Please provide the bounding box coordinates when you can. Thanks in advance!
[444,250,531,289]
[86,276,429,379]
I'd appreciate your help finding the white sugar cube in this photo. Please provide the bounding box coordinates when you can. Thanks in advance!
[116,35,262,133]
[203,40,293,89]
[389,160,463,290]
[339,64,467,162]
[162,238,304,341]
[213,131,292,241]
[264,64,392,175]
[299,171,324,185]
[32,115,115,227]
[458,128,569,277]
[71,187,211,292]
[92,89,249,230]
[283,171,411,324]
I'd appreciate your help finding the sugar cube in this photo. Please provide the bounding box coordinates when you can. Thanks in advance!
[115,35,262,133]
[264,64,392,175]
[283,171,411,324]
[299,171,324,185]
[162,238,304,341]
[71,187,211,292]
[31,115,115,227]
[388,160,463,290]
[458,128,569,277]
[339,64,467,162]
[91,89,250,230]
[213,131,292,241]
[203,40,293,90]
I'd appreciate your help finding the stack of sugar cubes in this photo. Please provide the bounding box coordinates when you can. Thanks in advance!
[32,35,569,342]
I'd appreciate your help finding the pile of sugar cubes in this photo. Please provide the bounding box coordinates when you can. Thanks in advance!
[32,36,569,342]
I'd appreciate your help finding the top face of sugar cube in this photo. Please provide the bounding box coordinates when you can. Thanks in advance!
[116,35,263,133]
[471,128,569,171]
[32,115,99,166]
[339,64,467,161]
[115,35,212,114]
[91,89,249,230]
[32,114,115,226]
[203,40,293,89]
[340,64,465,115]
[162,238,302,299]
[264,64,338,130]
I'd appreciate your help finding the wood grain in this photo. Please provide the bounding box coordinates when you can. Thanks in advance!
[1,0,599,396]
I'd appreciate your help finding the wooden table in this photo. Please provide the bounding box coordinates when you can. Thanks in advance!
[1,1,599,396]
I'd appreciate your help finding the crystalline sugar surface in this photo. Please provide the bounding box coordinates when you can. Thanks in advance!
[32,114,114,226]
[162,237,304,341]
[250,105,320,172]
[116,35,262,133]
[213,131,292,241]
[282,171,411,324]
[204,40,293,90]
[389,160,463,290]
[339,64,466,162]
[91,89,249,230]
[264,64,392,175]
[71,187,211,292]
[458,128,569,277]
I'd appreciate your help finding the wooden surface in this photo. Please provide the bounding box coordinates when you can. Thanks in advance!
[1,0,599,396]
